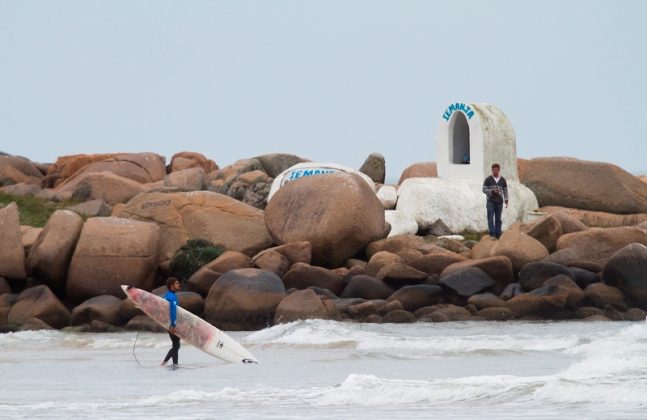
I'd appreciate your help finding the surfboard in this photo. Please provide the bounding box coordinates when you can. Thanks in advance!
[121,285,258,364]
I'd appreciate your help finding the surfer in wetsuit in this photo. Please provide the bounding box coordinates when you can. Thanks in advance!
[161,277,181,366]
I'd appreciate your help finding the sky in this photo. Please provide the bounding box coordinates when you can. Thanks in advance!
[1,0,646,180]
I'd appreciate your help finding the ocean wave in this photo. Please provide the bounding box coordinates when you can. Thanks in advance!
[244,319,581,357]
[0,330,168,350]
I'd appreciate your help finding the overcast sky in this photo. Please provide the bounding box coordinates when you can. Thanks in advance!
[1,0,645,180]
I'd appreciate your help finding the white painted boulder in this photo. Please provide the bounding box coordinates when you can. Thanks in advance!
[384,210,418,237]
[396,178,538,233]
[377,185,398,209]
[268,162,376,200]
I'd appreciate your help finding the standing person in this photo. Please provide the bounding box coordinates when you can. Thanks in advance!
[161,277,181,366]
[482,163,509,239]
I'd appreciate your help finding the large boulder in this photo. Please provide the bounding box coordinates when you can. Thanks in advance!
[384,210,419,237]
[206,251,252,273]
[397,162,437,185]
[545,227,647,271]
[341,275,394,300]
[55,172,147,205]
[602,243,647,305]
[114,191,272,257]
[71,295,123,326]
[265,172,385,267]
[490,228,549,273]
[168,152,218,173]
[550,210,589,234]
[7,285,71,328]
[359,152,385,184]
[518,157,647,213]
[267,162,376,199]
[543,275,585,309]
[0,155,43,179]
[365,251,403,277]
[274,289,338,323]
[204,268,286,330]
[541,206,647,229]
[57,152,166,186]
[438,267,496,297]
[386,285,443,312]
[27,210,83,290]
[396,178,538,233]
[282,263,345,296]
[441,256,514,294]
[66,218,161,302]
[0,203,26,279]
[376,263,428,286]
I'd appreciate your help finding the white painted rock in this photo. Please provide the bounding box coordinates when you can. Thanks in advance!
[377,185,398,209]
[268,162,375,200]
[396,178,538,233]
[384,210,419,237]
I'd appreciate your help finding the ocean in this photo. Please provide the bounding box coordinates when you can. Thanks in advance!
[1,320,646,419]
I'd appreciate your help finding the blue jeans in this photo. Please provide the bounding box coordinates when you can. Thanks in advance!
[486,200,503,238]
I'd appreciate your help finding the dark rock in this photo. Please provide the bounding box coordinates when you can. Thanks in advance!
[420,304,470,322]
[346,301,380,319]
[584,283,628,310]
[379,300,404,315]
[254,153,308,178]
[187,267,221,297]
[177,291,204,315]
[441,256,514,294]
[602,243,647,305]
[518,262,575,291]
[282,263,346,296]
[438,267,495,297]
[19,317,54,331]
[477,307,514,321]
[427,219,453,236]
[386,285,443,312]
[359,152,385,184]
[575,306,605,319]
[363,314,383,323]
[583,315,611,321]
[0,277,11,294]
[506,285,568,318]
[71,295,123,326]
[382,309,415,323]
[569,267,601,289]
[467,293,507,309]
[543,275,585,309]
[341,275,394,300]
[204,268,286,330]
[624,307,647,321]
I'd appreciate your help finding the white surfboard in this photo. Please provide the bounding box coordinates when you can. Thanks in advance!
[122,285,258,364]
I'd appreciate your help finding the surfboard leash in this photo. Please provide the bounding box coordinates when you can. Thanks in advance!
[132,322,143,367]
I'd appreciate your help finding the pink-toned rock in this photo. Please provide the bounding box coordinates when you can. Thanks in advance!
[43,153,119,187]
[251,242,312,267]
[274,289,338,323]
[0,203,26,279]
[58,153,166,186]
[365,251,404,277]
[520,214,563,252]
[584,283,628,310]
[8,285,71,329]
[251,250,291,277]
[366,234,450,259]
[71,295,123,326]
[519,157,647,213]
[265,172,385,267]
[66,217,161,302]
[55,172,147,205]
[168,152,218,173]
[491,228,549,273]
[27,210,84,290]
[545,226,647,270]
[282,263,345,296]
[541,206,647,228]
[164,167,206,191]
[206,251,251,273]
[397,162,437,185]
[20,226,43,252]
[549,210,589,234]
[470,235,498,259]
[408,253,467,276]
[114,191,272,257]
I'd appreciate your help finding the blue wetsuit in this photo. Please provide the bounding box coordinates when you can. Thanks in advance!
[162,290,180,365]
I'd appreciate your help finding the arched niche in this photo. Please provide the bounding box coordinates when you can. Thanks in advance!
[449,111,470,164]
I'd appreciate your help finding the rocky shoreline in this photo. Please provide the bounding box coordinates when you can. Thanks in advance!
[1,151,647,333]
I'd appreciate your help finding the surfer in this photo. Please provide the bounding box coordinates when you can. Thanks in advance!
[161,277,181,366]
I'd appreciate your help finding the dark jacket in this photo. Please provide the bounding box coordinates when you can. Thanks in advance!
[482,175,508,204]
